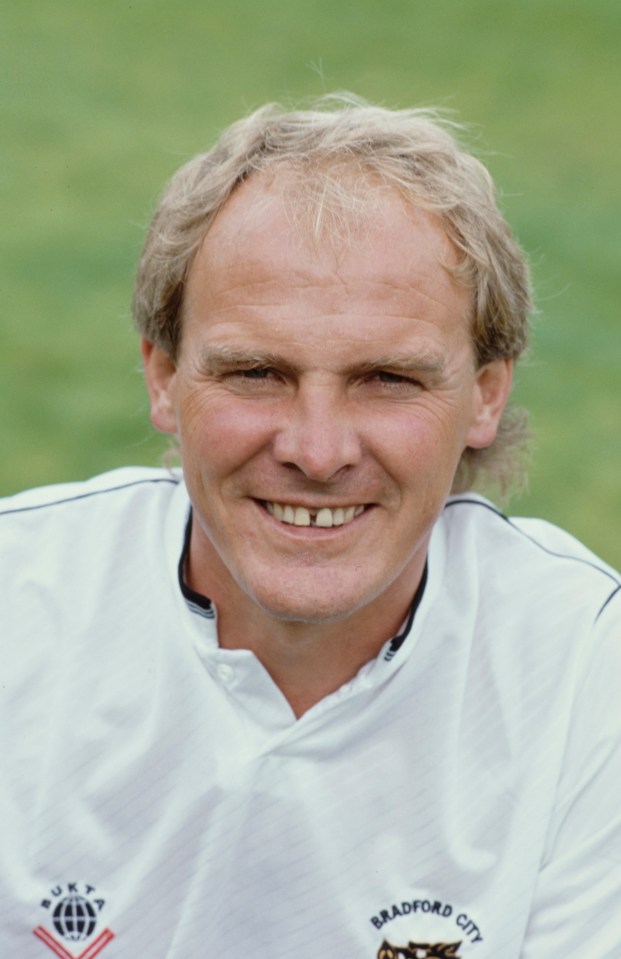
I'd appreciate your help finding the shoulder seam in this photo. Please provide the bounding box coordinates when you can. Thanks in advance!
[596,584,621,623]
[0,476,180,519]
[445,497,621,591]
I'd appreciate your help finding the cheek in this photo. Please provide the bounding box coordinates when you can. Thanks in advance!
[177,394,275,477]
[373,402,469,463]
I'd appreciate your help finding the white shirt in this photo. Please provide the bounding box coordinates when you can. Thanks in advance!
[1,468,619,959]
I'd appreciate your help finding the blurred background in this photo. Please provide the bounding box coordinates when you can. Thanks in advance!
[1,0,619,565]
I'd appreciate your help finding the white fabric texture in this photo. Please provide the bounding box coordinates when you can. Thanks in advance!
[1,468,619,959]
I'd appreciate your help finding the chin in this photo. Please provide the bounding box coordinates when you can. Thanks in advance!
[243,572,384,626]
[252,593,358,625]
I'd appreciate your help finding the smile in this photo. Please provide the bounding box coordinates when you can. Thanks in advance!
[264,501,366,528]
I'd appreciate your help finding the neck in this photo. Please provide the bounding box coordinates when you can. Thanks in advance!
[188,567,423,719]
[217,600,412,718]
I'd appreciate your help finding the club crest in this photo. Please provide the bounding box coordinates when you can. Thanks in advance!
[378,941,463,959]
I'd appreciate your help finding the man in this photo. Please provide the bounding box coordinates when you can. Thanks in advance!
[1,97,619,959]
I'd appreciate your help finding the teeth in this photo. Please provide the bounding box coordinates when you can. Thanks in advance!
[332,508,345,526]
[315,508,333,528]
[294,507,311,526]
[265,501,366,528]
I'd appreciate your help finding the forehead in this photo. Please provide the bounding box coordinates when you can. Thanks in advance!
[183,171,472,341]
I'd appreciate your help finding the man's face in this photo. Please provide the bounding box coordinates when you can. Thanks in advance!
[144,175,510,625]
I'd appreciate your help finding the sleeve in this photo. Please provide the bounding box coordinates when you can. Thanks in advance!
[521,589,621,958]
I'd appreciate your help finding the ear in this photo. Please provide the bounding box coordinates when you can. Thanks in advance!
[465,358,514,449]
[141,339,178,435]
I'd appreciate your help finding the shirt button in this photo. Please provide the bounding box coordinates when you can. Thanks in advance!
[217,663,235,684]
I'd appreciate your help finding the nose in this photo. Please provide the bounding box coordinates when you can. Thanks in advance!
[272,379,362,482]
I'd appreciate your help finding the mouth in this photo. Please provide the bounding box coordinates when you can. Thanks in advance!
[262,500,368,529]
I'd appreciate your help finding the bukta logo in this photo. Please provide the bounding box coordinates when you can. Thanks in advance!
[33,882,115,959]
[378,942,462,959]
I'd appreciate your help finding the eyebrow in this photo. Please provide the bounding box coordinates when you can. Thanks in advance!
[352,353,447,376]
[197,346,285,372]
[197,345,447,377]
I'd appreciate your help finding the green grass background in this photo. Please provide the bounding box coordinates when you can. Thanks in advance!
[1,0,620,566]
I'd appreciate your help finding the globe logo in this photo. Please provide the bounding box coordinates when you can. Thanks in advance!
[52,895,97,942]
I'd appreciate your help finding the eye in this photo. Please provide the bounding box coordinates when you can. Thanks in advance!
[376,371,414,385]
[223,366,286,393]
[369,370,423,391]
[236,367,273,379]
[224,365,282,382]
[355,368,425,399]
